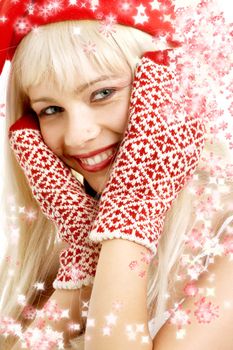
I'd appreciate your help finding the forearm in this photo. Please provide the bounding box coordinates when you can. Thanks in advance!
[12,286,92,349]
[84,239,153,350]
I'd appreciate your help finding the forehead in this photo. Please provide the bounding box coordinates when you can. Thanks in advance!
[28,69,130,101]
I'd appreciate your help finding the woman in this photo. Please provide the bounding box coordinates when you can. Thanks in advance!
[0,1,233,349]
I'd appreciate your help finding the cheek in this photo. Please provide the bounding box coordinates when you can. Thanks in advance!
[39,123,61,155]
[106,98,130,133]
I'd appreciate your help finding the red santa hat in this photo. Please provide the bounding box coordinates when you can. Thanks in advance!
[0,0,178,75]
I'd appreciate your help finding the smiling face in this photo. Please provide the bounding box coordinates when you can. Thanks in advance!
[12,21,155,193]
[28,62,132,194]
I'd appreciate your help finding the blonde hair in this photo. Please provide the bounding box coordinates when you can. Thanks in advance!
[1,20,232,349]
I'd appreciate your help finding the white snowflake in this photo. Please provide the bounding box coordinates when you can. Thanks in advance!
[47,0,63,14]
[176,328,186,339]
[89,0,99,11]
[102,326,111,336]
[169,307,191,329]
[68,0,78,5]
[0,15,7,23]
[133,4,149,25]
[39,4,52,18]
[150,0,160,11]
[26,2,35,15]
[86,318,95,328]
[105,312,118,326]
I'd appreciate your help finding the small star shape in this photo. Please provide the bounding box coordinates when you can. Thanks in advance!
[102,326,111,336]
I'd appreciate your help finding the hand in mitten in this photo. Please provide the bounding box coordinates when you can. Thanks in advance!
[89,50,206,254]
[9,113,101,289]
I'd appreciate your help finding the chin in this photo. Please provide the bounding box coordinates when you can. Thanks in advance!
[85,172,110,194]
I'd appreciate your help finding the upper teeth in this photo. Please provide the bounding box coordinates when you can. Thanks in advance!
[80,148,114,166]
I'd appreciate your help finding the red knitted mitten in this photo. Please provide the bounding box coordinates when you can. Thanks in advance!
[9,114,101,289]
[89,50,206,255]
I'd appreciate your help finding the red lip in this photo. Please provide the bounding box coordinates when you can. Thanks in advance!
[74,152,117,173]
[72,142,120,159]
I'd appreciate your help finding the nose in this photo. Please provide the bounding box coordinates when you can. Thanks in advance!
[63,104,101,150]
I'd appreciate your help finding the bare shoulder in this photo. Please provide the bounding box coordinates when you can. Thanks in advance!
[152,251,233,350]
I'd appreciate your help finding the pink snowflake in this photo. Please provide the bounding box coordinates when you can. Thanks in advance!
[187,261,205,280]
[5,255,12,263]
[225,132,232,140]
[219,121,228,131]
[140,251,154,264]
[222,235,233,255]
[22,305,37,320]
[41,300,62,321]
[119,0,134,14]
[0,317,19,336]
[183,282,199,297]
[98,20,117,37]
[210,124,219,136]
[82,40,97,55]
[197,195,217,217]
[228,101,233,116]
[138,270,146,278]
[185,227,205,250]
[196,186,205,196]
[70,264,85,283]
[23,326,64,350]
[0,104,5,117]
[168,305,191,329]
[194,297,219,324]
[14,17,31,35]
[129,260,138,270]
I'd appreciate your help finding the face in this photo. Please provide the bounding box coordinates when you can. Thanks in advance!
[28,63,132,194]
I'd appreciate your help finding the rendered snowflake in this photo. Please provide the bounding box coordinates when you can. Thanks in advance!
[183,282,199,297]
[41,300,63,321]
[140,251,154,264]
[129,260,138,270]
[70,264,85,283]
[26,2,36,15]
[194,297,219,323]
[0,15,8,23]
[14,17,31,35]
[98,20,116,37]
[119,0,133,13]
[185,227,206,250]
[0,103,6,117]
[223,235,233,255]
[0,317,22,337]
[23,326,64,350]
[22,305,37,320]
[82,40,97,55]
[168,305,191,329]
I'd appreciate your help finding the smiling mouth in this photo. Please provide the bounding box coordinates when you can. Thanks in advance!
[73,145,119,173]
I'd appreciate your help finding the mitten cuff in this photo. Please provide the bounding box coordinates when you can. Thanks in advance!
[53,275,95,290]
[89,228,157,255]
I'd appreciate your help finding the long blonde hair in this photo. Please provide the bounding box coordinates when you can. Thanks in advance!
[1,20,232,348]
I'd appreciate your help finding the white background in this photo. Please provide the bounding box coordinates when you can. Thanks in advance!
[0,0,232,261]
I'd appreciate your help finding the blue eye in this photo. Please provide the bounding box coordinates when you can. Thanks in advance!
[39,106,63,117]
[92,88,116,101]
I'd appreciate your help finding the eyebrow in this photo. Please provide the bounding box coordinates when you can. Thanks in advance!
[30,75,119,104]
